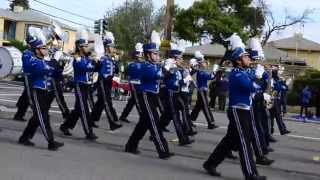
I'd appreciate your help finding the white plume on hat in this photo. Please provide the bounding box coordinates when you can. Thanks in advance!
[194,51,204,60]
[50,21,66,41]
[28,27,47,45]
[93,34,105,59]
[248,37,265,60]
[226,33,245,50]
[76,29,89,41]
[135,42,143,53]
[104,31,115,43]
[189,58,199,66]
[151,30,161,47]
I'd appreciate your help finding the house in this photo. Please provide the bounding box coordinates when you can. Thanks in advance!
[267,33,320,69]
[0,6,77,52]
[184,43,289,65]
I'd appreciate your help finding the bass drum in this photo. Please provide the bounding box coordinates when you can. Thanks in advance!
[0,46,22,78]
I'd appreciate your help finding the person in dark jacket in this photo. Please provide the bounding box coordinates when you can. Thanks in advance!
[300,86,312,118]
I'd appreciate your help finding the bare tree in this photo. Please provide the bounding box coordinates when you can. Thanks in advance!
[257,0,314,46]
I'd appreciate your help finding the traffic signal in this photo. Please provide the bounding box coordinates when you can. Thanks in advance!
[94,19,102,35]
[102,19,108,34]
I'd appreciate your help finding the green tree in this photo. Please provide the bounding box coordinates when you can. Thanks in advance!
[174,0,265,45]
[104,0,165,54]
[10,0,29,10]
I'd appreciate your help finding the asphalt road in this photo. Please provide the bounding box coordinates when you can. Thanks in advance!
[0,81,319,180]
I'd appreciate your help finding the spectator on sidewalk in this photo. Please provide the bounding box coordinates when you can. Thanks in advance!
[300,86,312,118]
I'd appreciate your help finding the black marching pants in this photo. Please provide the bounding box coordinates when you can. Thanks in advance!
[20,89,55,143]
[61,83,93,136]
[15,76,33,118]
[270,98,287,134]
[125,92,170,157]
[52,79,70,119]
[204,108,259,179]
[178,92,196,135]
[159,90,190,144]
[119,93,136,120]
[91,79,119,126]
[252,93,270,154]
[190,90,215,124]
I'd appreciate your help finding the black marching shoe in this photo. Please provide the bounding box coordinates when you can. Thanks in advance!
[256,157,274,166]
[179,139,195,146]
[18,138,35,147]
[159,152,175,160]
[13,115,26,122]
[86,133,98,141]
[280,130,291,135]
[208,123,219,130]
[91,122,99,128]
[203,162,221,177]
[267,147,274,153]
[269,136,277,143]
[119,118,130,123]
[162,127,170,132]
[110,122,122,131]
[247,175,267,180]
[124,148,141,155]
[60,126,72,136]
[48,141,64,151]
[187,130,198,136]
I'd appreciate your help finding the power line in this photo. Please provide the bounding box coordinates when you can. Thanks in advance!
[30,8,93,29]
[32,0,96,21]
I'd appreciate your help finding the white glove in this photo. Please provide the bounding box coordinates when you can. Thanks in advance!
[255,64,265,79]
[263,93,271,103]
[212,64,219,73]
[54,51,64,61]
[286,78,292,86]
[184,75,193,82]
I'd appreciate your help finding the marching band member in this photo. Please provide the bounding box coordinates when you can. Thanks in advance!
[248,38,275,158]
[118,43,145,123]
[190,51,219,129]
[203,44,266,180]
[177,58,198,136]
[90,31,122,130]
[159,43,193,146]
[270,69,291,135]
[19,27,64,151]
[59,29,98,140]
[46,23,71,121]
[125,31,173,159]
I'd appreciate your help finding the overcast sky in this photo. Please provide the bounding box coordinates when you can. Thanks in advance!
[1,0,320,43]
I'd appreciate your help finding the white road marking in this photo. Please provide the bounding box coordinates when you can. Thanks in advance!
[287,134,320,141]
[0,82,23,87]
[0,86,23,89]
[0,99,17,103]
[0,96,320,142]
[0,94,22,96]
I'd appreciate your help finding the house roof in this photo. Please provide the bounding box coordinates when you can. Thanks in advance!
[184,43,288,61]
[267,34,320,52]
[0,8,76,31]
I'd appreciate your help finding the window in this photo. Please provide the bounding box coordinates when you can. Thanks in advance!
[3,20,16,41]
[63,31,69,43]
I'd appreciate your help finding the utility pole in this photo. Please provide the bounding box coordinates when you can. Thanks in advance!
[164,0,174,41]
